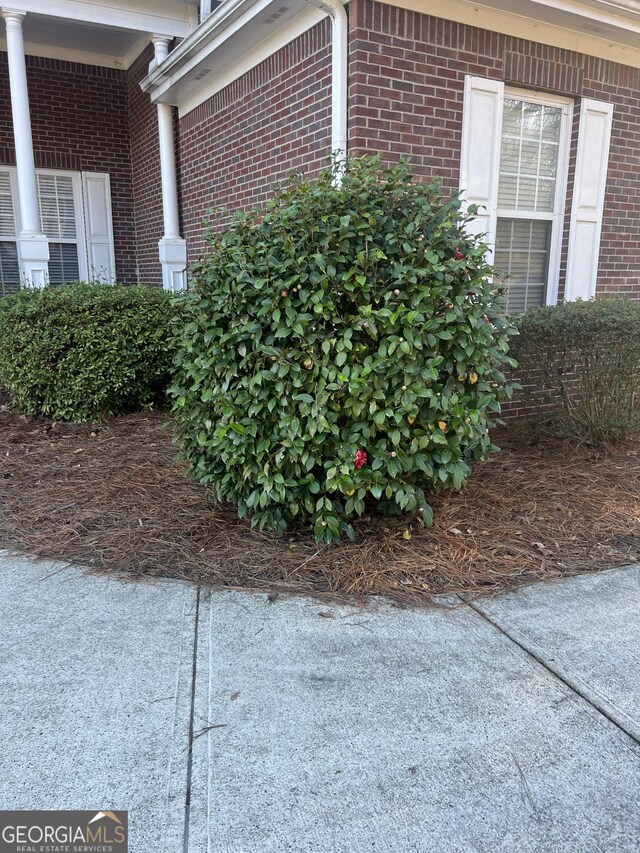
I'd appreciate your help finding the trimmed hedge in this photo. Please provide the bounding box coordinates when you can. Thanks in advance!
[511,297,640,443]
[170,157,518,542]
[0,282,177,422]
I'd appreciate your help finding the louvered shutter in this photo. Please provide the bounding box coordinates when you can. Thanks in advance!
[82,173,116,283]
[459,76,504,261]
[565,99,613,301]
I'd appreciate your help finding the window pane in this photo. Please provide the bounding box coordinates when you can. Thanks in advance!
[539,143,558,178]
[37,174,77,240]
[494,218,551,313]
[0,241,20,296]
[541,109,561,141]
[536,180,556,212]
[502,98,523,136]
[520,140,539,173]
[498,99,562,213]
[48,243,80,286]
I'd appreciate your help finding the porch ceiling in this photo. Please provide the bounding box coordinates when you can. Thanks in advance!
[0,1,199,69]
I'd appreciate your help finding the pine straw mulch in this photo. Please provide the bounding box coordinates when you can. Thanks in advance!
[0,407,639,605]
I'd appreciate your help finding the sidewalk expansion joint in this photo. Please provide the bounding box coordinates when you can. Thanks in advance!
[183,586,201,853]
[463,596,640,750]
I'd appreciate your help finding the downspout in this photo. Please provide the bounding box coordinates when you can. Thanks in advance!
[305,0,348,183]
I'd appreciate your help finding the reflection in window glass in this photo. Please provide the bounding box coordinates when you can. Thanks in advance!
[498,98,562,214]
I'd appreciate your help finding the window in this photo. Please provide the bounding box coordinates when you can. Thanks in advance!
[494,93,571,312]
[0,168,115,292]
[0,171,19,297]
[37,172,83,286]
[460,77,613,309]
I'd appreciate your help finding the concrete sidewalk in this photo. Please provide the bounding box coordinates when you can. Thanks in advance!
[0,553,639,852]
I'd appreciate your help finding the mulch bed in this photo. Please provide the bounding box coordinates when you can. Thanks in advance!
[1,407,639,604]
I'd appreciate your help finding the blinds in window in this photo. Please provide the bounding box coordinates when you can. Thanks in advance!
[0,241,20,296]
[498,99,562,214]
[494,219,550,313]
[0,168,115,291]
[48,243,80,287]
[0,171,16,238]
[0,170,19,294]
[36,174,77,240]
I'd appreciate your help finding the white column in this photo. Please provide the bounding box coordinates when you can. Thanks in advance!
[2,9,48,286]
[152,36,187,292]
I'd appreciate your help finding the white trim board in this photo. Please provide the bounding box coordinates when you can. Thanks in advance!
[374,0,640,69]
[177,7,326,117]
[143,0,329,108]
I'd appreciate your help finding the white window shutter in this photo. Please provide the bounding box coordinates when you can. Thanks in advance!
[459,75,504,261]
[565,99,613,301]
[82,172,116,283]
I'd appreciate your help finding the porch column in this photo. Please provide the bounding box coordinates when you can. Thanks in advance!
[1,9,48,286]
[152,36,187,292]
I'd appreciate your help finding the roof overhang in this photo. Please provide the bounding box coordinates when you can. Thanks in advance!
[0,1,199,69]
[142,0,640,116]
[141,0,325,113]
[387,0,640,67]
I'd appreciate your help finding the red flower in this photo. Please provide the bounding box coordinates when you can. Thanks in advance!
[454,250,466,261]
[354,449,368,469]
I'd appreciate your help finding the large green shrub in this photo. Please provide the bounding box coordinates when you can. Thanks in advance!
[511,298,640,443]
[0,282,177,421]
[171,158,517,542]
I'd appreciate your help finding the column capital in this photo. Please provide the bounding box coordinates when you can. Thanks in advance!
[151,35,171,63]
[1,9,26,25]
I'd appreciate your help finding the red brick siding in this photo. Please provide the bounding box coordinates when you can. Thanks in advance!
[348,0,640,300]
[178,19,332,263]
[0,53,138,283]
[127,46,164,285]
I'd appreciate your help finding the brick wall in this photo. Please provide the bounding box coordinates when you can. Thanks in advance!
[127,46,164,285]
[0,53,138,283]
[348,0,640,300]
[178,19,332,263]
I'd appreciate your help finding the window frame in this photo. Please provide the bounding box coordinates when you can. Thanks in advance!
[35,168,89,283]
[0,166,108,288]
[495,87,573,308]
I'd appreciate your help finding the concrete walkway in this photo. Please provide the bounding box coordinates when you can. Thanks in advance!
[0,552,639,852]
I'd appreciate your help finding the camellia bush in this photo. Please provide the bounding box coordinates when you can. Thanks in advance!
[0,282,177,421]
[171,157,518,542]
